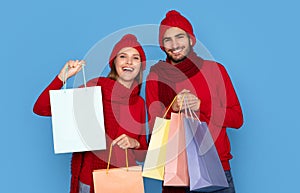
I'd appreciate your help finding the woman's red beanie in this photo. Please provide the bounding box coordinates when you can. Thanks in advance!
[109,34,146,70]
[159,10,196,50]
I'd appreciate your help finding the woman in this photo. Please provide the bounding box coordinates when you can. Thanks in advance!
[33,34,148,193]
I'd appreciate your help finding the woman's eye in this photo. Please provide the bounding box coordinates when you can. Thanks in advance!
[134,57,140,60]
[119,55,126,58]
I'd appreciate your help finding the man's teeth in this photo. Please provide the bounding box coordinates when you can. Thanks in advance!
[123,67,134,72]
[173,49,182,54]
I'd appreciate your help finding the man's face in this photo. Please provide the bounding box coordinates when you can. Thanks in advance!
[162,27,193,64]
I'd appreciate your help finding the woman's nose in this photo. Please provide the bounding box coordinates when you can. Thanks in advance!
[126,57,132,65]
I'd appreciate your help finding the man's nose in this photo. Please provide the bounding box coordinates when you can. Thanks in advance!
[171,39,179,49]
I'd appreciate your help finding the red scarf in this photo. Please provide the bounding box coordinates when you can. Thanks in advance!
[99,77,140,104]
[150,51,203,107]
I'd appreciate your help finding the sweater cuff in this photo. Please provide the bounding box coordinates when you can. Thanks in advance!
[44,75,64,91]
[53,75,64,87]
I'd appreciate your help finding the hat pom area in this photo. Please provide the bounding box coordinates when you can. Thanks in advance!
[120,34,138,43]
[166,10,181,17]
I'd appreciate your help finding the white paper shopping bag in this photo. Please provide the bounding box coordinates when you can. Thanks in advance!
[49,65,106,154]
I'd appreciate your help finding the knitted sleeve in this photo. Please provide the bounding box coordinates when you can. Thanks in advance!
[33,76,64,116]
[214,64,243,129]
[145,72,165,134]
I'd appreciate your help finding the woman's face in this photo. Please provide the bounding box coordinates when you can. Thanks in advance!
[114,47,141,88]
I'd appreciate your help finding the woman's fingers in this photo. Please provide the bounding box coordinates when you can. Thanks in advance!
[112,134,125,145]
[112,134,137,149]
[65,60,86,78]
[112,134,130,149]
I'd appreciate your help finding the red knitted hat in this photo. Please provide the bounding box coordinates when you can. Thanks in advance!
[159,10,196,50]
[109,34,146,70]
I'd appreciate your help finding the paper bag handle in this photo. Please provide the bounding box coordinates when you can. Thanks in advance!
[106,143,129,174]
[183,96,202,124]
[163,93,186,118]
[62,63,87,90]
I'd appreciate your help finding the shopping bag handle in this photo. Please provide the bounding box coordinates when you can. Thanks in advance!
[163,93,186,118]
[163,96,177,118]
[106,143,129,174]
[183,96,202,124]
[62,63,87,90]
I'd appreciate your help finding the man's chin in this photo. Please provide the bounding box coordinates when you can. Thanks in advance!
[168,55,187,64]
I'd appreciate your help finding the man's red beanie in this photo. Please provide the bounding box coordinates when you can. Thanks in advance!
[159,10,196,50]
[109,34,146,70]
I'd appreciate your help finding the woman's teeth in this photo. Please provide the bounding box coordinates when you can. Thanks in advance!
[123,67,134,72]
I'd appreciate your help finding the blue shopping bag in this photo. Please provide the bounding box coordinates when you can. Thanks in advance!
[183,109,228,192]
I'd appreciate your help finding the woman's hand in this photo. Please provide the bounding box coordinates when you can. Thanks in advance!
[58,60,85,81]
[112,134,140,149]
[172,89,201,112]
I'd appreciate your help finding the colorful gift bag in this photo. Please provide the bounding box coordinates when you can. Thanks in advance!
[142,96,180,180]
[183,108,228,192]
[163,112,189,186]
[93,144,144,193]
[49,65,106,153]
[142,116,170,180]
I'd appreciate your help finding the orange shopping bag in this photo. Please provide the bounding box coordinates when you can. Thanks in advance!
[93,144,144,193]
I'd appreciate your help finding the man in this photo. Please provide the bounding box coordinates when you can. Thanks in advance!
[146,10,243,193]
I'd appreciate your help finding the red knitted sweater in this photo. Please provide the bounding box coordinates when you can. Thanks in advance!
[33,76,148,193]
[146,51,243,170]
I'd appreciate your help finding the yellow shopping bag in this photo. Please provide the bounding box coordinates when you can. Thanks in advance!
[142,97,180,180]
[142,117,170,180]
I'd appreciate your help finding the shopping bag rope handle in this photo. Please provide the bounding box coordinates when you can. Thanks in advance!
[106,143,129,174]
[163,93,186,118]
[183,96,202,124]
[62,63,87,90]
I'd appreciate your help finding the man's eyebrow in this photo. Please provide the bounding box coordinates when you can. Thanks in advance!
[162,36,171,41]
[163,33,187,40]
[175,33,187,37]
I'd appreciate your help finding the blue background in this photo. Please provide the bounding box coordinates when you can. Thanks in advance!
[1,0,300,192]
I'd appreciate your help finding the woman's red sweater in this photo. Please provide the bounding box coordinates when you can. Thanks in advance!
[33,76,148,193]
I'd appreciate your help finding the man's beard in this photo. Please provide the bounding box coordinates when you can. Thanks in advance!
[165,45,192,64]
[167,54,187,64]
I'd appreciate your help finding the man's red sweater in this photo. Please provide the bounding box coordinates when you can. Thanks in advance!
[146,51,243,171]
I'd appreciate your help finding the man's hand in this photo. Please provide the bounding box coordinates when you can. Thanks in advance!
[172,89,200,111]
